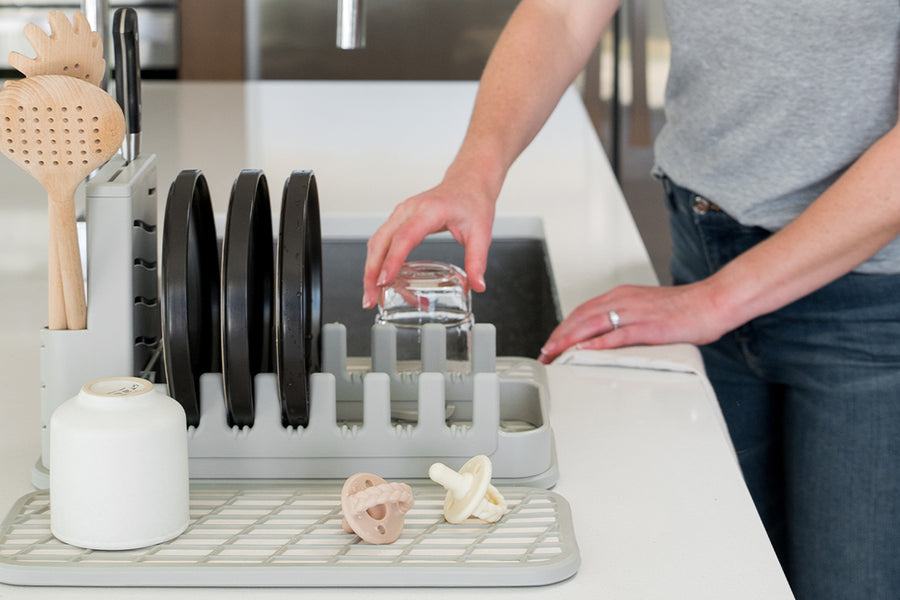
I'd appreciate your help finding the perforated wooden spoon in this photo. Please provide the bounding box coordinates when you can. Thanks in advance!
[7,10,106,329]
[0,75,125,329]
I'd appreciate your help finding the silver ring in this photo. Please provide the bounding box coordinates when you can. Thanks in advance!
[608,310,620,330]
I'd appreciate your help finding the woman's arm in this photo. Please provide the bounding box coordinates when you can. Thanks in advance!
[362,0,620,308]
[539,116,900,361]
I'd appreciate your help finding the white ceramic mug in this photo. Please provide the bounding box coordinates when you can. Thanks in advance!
[49,377,190,550]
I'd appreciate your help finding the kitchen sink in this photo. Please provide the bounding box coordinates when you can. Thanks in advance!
[321,236,561,359]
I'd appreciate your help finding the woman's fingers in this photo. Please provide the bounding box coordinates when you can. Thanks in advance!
[378,211,442,284]
[362,197,440,308]
[363,184,495,308]
[539,297,618,362]
[463,218,493,293]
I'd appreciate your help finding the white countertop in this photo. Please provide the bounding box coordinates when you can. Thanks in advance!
[0,81,792,598]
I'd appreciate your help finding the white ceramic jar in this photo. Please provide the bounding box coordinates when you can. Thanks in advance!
[49,377,190,550]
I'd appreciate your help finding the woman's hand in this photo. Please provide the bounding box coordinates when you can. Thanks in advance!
[537,281,738,364]
[362,167,498,309]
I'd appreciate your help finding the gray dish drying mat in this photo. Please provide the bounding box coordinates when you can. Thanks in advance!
[0,482,579,587]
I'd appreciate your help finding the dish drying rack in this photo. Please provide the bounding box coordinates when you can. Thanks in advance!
[35,162,559,489]
[15,162,578,588]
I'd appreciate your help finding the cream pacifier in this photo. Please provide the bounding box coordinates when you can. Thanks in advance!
[428,455,508,524]
[341,472,414,544]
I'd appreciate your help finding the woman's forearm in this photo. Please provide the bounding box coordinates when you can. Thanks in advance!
[707,124,900,329]
[447,0,620,193]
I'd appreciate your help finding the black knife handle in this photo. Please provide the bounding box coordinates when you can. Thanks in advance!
[113,8,141,159]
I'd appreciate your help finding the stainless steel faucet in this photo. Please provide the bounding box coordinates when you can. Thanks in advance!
[337,0,367,50]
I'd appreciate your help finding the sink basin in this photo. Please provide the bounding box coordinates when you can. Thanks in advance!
[321,235,560,358]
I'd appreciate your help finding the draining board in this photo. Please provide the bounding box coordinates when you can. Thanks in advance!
[0,482,579,588]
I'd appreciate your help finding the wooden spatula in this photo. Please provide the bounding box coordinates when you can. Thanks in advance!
[9,10,106,87]
[7,10,107,329]
[0,75,125,329]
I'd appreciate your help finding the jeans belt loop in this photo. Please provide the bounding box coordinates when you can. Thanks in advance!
[661,175,673,199]
[656,172,677,213]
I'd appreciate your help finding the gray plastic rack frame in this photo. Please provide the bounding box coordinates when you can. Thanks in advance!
[185,322,557,486]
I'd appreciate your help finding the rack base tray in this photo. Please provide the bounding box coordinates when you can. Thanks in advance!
[0,482,579,588]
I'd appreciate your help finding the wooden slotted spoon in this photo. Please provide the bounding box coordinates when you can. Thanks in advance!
[0,75,125,329]
[7,10,107,329]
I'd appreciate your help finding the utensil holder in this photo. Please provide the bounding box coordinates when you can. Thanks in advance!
[35,154,160,487]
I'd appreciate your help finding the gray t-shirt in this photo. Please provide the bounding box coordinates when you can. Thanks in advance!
[653,0,900,273]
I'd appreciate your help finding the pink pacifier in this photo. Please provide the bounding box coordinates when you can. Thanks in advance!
[341,472,415,544]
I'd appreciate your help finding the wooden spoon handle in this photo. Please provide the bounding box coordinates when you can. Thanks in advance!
[47,204,67,330]
[49,190,86,330]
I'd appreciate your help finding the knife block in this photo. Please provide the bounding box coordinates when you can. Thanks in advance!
[35,154,160,487]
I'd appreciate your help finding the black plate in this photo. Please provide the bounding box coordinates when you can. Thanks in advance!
[221,170,275,428]
[276,170,323,427]
[161,170,221,427]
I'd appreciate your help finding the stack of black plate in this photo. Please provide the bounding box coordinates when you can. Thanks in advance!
[161,169,322,429]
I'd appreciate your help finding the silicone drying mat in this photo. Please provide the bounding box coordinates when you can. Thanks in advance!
[0,482,579,588]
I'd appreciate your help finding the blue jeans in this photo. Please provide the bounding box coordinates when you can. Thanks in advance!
[662,175,900,600]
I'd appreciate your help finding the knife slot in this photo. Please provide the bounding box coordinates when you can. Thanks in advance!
[134,295,157,307]
[133,257,156,269]
[133,218,155,233]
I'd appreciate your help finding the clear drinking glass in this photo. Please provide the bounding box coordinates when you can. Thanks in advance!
[376,261,473,362]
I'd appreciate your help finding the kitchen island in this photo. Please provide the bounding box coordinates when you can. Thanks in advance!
[0,81,793,598]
